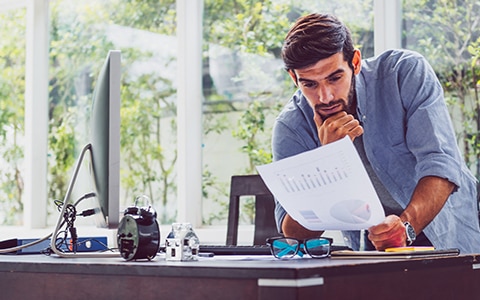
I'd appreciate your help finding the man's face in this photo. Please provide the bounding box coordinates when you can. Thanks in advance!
[289,51,361,120]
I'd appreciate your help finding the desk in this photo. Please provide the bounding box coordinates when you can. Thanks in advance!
[0,253,479,299]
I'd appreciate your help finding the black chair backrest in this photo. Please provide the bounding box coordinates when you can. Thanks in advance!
[226,174,279,245]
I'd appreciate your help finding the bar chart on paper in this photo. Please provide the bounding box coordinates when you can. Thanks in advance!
[277,153,351,193]
[257,137,385,230]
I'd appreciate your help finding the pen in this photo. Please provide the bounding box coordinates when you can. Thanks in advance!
[385,246,435,252]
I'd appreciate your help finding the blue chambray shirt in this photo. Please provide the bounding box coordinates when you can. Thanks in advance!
[272,49,480,253]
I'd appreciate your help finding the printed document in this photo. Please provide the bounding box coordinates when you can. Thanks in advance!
[256,136,385,230]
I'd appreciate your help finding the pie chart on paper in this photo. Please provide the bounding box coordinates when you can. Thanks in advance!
[330,199,371,224]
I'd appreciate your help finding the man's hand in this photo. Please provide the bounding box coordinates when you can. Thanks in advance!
[367,215,406,250]
[314,111,363,145]
[282,214,324,240]
[368,176,455,251]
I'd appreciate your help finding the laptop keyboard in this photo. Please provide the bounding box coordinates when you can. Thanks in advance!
[198,244,352,255]
[199,244,271,255]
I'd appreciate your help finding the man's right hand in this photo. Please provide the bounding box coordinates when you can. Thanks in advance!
[314,111,363,145]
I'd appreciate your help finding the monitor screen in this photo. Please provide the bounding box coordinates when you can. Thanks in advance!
[89,50,121,229]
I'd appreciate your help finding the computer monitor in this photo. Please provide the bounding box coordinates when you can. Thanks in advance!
[89,50,121,229]
[50,50,121,257]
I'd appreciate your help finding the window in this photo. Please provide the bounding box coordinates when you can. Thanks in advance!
[403,0,480,180]
[0,3,26,225]
[46,0,178,225]
[201,1,374,226]
[10,1,478,236]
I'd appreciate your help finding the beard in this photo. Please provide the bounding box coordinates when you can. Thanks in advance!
[315,75,357,120]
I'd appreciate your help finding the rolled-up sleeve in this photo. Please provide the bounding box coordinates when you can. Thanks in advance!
[400,53,464,188]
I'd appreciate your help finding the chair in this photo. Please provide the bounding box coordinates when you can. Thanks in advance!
[226,174,279,245]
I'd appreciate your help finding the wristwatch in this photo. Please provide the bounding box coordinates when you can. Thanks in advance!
[404,221,416,246]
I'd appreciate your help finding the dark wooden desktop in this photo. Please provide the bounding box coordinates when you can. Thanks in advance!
[0,252,479,299]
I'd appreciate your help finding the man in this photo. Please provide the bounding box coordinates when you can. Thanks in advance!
[273,13,480,253]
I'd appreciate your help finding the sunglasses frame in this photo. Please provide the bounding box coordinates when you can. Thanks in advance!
[266,236,333,259]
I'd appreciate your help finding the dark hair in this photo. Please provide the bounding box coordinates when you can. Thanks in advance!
[281,13,355,71]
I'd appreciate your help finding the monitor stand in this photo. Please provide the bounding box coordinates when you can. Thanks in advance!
[50,143,120,258]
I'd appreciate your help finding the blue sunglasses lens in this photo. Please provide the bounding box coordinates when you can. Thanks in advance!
[269,237,331,259]
[271,239,299,258]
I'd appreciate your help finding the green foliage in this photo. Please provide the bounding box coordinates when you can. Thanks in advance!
[202,0,292,224]
[119,72,177,223]
[403,0,480,178]
[46,0,180,223]
[0,9,26,224]
[3,0,477,227]
[47,108,77,203]
[109,1,177,223]
[47,0,117,218]
[467,38,480,174]
[202,168,229,225]
[111,0,176,34]
[205,0,291,56]
[229,99,282,224]
[232,99,279,173]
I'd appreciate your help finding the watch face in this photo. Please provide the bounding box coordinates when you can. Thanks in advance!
[405,222,416,245]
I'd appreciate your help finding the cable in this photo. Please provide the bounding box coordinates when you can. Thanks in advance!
[0,192,97,255]
[78,209,96,217]
[0,233,52,254]
[73,192,96,206]
[65,204,78,253]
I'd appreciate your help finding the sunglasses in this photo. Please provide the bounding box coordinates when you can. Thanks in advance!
[266,236,333,259]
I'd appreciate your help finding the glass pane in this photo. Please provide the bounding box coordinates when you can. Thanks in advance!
[402,0,480,179]
[0,7,26,225]
[48,0,178,225]
[201,1,374,226]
